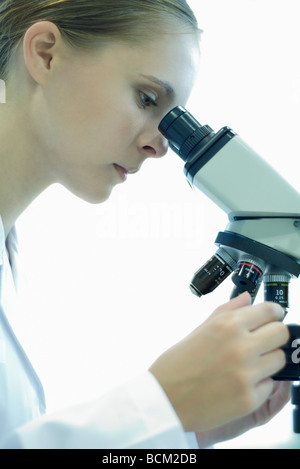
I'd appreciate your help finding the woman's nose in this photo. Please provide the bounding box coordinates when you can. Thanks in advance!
[139,133,169,159]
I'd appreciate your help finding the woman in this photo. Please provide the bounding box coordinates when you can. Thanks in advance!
[0,0,290,449]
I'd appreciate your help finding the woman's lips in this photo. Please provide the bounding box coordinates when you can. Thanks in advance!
[113,164,140,181]
[113,164,128,182]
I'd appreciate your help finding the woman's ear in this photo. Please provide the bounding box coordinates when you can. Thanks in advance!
[23,21,63,85]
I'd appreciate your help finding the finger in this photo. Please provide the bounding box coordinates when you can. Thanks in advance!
[240,301,285,332]
[254,378,275,409]
[252,322,290,355]
[254,348,287,382]
[268,381,291,416]
[214,291,252,315]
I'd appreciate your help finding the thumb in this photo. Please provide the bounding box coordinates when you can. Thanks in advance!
[214,291,252,315]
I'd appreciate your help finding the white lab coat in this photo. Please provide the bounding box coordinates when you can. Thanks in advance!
[0,215,198,449]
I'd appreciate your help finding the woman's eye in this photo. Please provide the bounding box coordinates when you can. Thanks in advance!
[138,91,158,109]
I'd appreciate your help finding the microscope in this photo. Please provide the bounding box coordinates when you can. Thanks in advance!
[159,106,300,434]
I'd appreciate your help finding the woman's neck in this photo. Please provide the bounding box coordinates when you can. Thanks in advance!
[0,100,53,236]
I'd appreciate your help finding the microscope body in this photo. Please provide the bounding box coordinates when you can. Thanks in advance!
[189,130,300,265]
[159,107,300,431]
[188,127,300,302]
[158,107,300,296]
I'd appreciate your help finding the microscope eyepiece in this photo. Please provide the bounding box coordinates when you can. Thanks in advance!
[158,106,215,162]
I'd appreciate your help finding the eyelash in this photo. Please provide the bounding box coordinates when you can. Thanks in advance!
[138,91,158,109]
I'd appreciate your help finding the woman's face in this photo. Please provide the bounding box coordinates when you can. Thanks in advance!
[32,31,199,203]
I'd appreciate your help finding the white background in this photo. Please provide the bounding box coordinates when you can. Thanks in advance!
[7,0,300,448]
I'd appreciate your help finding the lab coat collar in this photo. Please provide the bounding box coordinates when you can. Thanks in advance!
[5,226,19,289]
[0,215,4,266]
[0,216,19,287]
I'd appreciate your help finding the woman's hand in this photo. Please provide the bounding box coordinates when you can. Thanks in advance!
[195,380,291,447]
[150,292,289,434]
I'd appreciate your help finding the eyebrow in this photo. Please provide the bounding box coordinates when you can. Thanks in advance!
[140,74,175,99]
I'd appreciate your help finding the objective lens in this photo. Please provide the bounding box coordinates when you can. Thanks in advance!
[230,278,263,303]
[190,248,237,297]
[231,256,265,299]
[232,256,265,290]
[264,273,290,312]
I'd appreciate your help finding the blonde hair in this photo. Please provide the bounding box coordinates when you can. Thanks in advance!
[0,0,200,81]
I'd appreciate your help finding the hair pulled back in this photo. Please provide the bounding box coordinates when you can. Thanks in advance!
[0,0,200,81]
